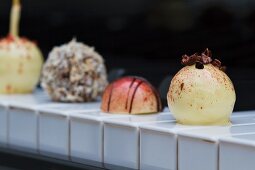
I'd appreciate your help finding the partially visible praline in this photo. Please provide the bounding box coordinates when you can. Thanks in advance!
[0,0,43,94]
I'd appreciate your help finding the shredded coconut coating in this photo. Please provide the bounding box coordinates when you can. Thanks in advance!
[41,39,108,102]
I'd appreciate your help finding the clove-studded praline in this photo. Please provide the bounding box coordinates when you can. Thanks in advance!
[167,49,236,125]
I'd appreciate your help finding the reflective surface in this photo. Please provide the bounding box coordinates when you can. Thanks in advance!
[0,147,115,170]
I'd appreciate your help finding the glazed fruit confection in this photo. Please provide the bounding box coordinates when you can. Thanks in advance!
[0,0,43,94]
[167,49,236,125]
[41,39,108,102]
[101,76,162,114]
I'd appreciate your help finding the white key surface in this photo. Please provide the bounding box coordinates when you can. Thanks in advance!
[38,102,101,160]
[70,111,130,167]
[103,112,174,169]
[139,112,255,170]
[219,133,255,170]
[178,123,255,170]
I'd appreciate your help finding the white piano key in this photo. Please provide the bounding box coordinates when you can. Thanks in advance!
[219,133,255,170]
[70,111,131,167]
[139,113,255,170]
[0,101,8,146]
[103,112,174,170]
[178,121,255,170]
[39,110,70,160]
[8,92,53,152]
[0,93,45,147]
[232,110,255,117]
[140,122,204,170]
[38,102,101,160]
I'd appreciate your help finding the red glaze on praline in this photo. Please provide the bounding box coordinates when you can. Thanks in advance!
[101,76,162,114]
[0,35,31,45]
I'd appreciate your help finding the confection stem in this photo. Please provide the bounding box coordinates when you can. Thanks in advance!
[9,0,21,38]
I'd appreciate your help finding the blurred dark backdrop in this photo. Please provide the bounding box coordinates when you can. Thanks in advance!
[1,0,255,110]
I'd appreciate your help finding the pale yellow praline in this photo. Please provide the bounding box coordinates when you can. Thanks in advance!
[167,64,236,125]
[0,0,43,94]
[0,38,43,94]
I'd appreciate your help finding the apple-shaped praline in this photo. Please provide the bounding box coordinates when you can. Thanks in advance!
[0,0,43,94]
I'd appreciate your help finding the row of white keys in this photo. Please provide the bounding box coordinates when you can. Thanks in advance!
[34,102,102,159]
[219,133,255,170]
[2,91,255,170]
[69,111,132,167]
[178,119,255,170]
[103,112,175,169]
[139,111,255,170]
[0,91,50,149]
[43,109,172,167]
[8,93,54,152]
[219,112,255,170]
[0,91,102,155]
[0,91,175,169]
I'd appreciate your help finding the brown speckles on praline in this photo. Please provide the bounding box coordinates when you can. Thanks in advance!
[5,84,12,93]
[180,83,184,91]
[17,62,23,74]
[26,55,31,60]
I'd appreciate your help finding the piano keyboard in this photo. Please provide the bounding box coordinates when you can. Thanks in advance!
[219,133,255,170]
[0,90,255,170]
[103,113,174,169]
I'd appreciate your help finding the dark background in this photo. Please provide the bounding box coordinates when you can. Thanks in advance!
[1,0,255,110]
